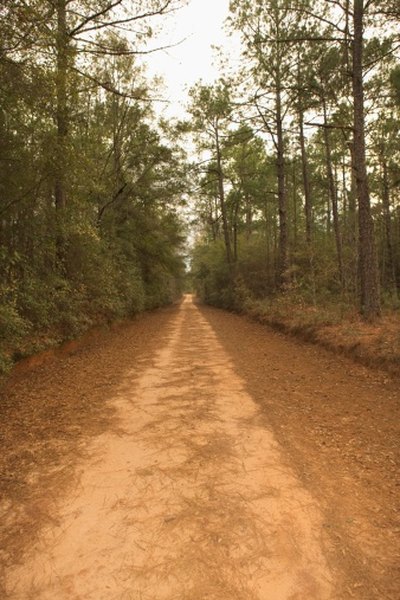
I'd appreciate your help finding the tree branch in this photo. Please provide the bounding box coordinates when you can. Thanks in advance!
[69,1,124,37]
[0,175,49,217]
[97,183,127,222]
[71,65,169,103]
[70,0,174,37]
[74,35,187,57]
[305,121,353,131]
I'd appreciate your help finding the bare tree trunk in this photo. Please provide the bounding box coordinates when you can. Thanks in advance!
[55,0,68,212]
[276,85,288,285]
[345,140,358,295]
[213,196,220,240]
[299,107,317,303]
[292,161,298,248]
[322,99,344,289]
[232,192,240,263]
[382,158,398,297]
[299,108,312,244]
[352,0,381,318]
[245,194,252,240]
[215,121,233,268]
[53,0,70,271]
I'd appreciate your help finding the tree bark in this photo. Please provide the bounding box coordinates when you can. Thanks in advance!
[299,107,312,244]
[352,0,381,318]
[299,106,316,303]
[322,99,344,288]
[292,161,298,248]
[245,193,252,240]
[382,158,397,296]
[346,140,358,294]
[215,120,233,268]
[276,84,288,285]
[55,0,68,211]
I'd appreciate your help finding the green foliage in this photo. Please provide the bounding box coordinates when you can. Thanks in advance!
[0,289,31,373]
[390,64,400,105]
[0,1,187,375]
[192,241,235,308]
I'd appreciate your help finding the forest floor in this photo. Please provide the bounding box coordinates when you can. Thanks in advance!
[243,298,400,378]
[0,295,399,599]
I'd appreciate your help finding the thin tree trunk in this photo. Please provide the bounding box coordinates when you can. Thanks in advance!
[55,0,68,212]
[299,108,312,244]
[299,107,317,303]
[352,0,381,318]
[232,191,240,263]
[264,198,271,285]
[382,158,397,297]
[323,99,344,289]
[347,140,358,294]
[276,85,288,285]
[213,196,220,240]
[292,161,298,248]
[245,193,252,240]
[215,121,233,268]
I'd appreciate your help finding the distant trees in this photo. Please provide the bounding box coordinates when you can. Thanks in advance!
[0,1,186,372]
[187,82,236,269]
[191,0,400,318]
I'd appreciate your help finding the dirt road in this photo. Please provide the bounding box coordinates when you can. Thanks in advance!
[1,296,399,599]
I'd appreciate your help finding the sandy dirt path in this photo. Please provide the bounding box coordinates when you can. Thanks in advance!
[4,296,336,599]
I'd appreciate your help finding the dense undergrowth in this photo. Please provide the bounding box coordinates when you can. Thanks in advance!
[192,237,400,376]
[0,250,184,375]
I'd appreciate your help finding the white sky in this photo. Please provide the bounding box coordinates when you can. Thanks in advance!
[141,0,237,118]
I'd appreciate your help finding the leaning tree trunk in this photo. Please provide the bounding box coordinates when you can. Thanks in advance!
[352,0,381,319]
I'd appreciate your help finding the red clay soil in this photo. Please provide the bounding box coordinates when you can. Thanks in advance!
[243,302,400,378]
[0,296,399,599]
[201,303,400,599]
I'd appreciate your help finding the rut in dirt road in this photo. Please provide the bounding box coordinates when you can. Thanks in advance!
[5,296,335,600]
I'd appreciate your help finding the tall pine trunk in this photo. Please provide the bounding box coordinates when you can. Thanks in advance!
[215,120,233,268]
[55,0,68,212]
[54,0,69,272]
[322,99,344,289]
[382,158,397,297]
[299,107,316,304]
[352,0,380,318]
[299,108,312,244]
[276,84,288,285]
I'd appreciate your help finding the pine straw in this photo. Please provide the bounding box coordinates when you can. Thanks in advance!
[201,303,400,600]
[116,428,277,600]
[245,300,400,378]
